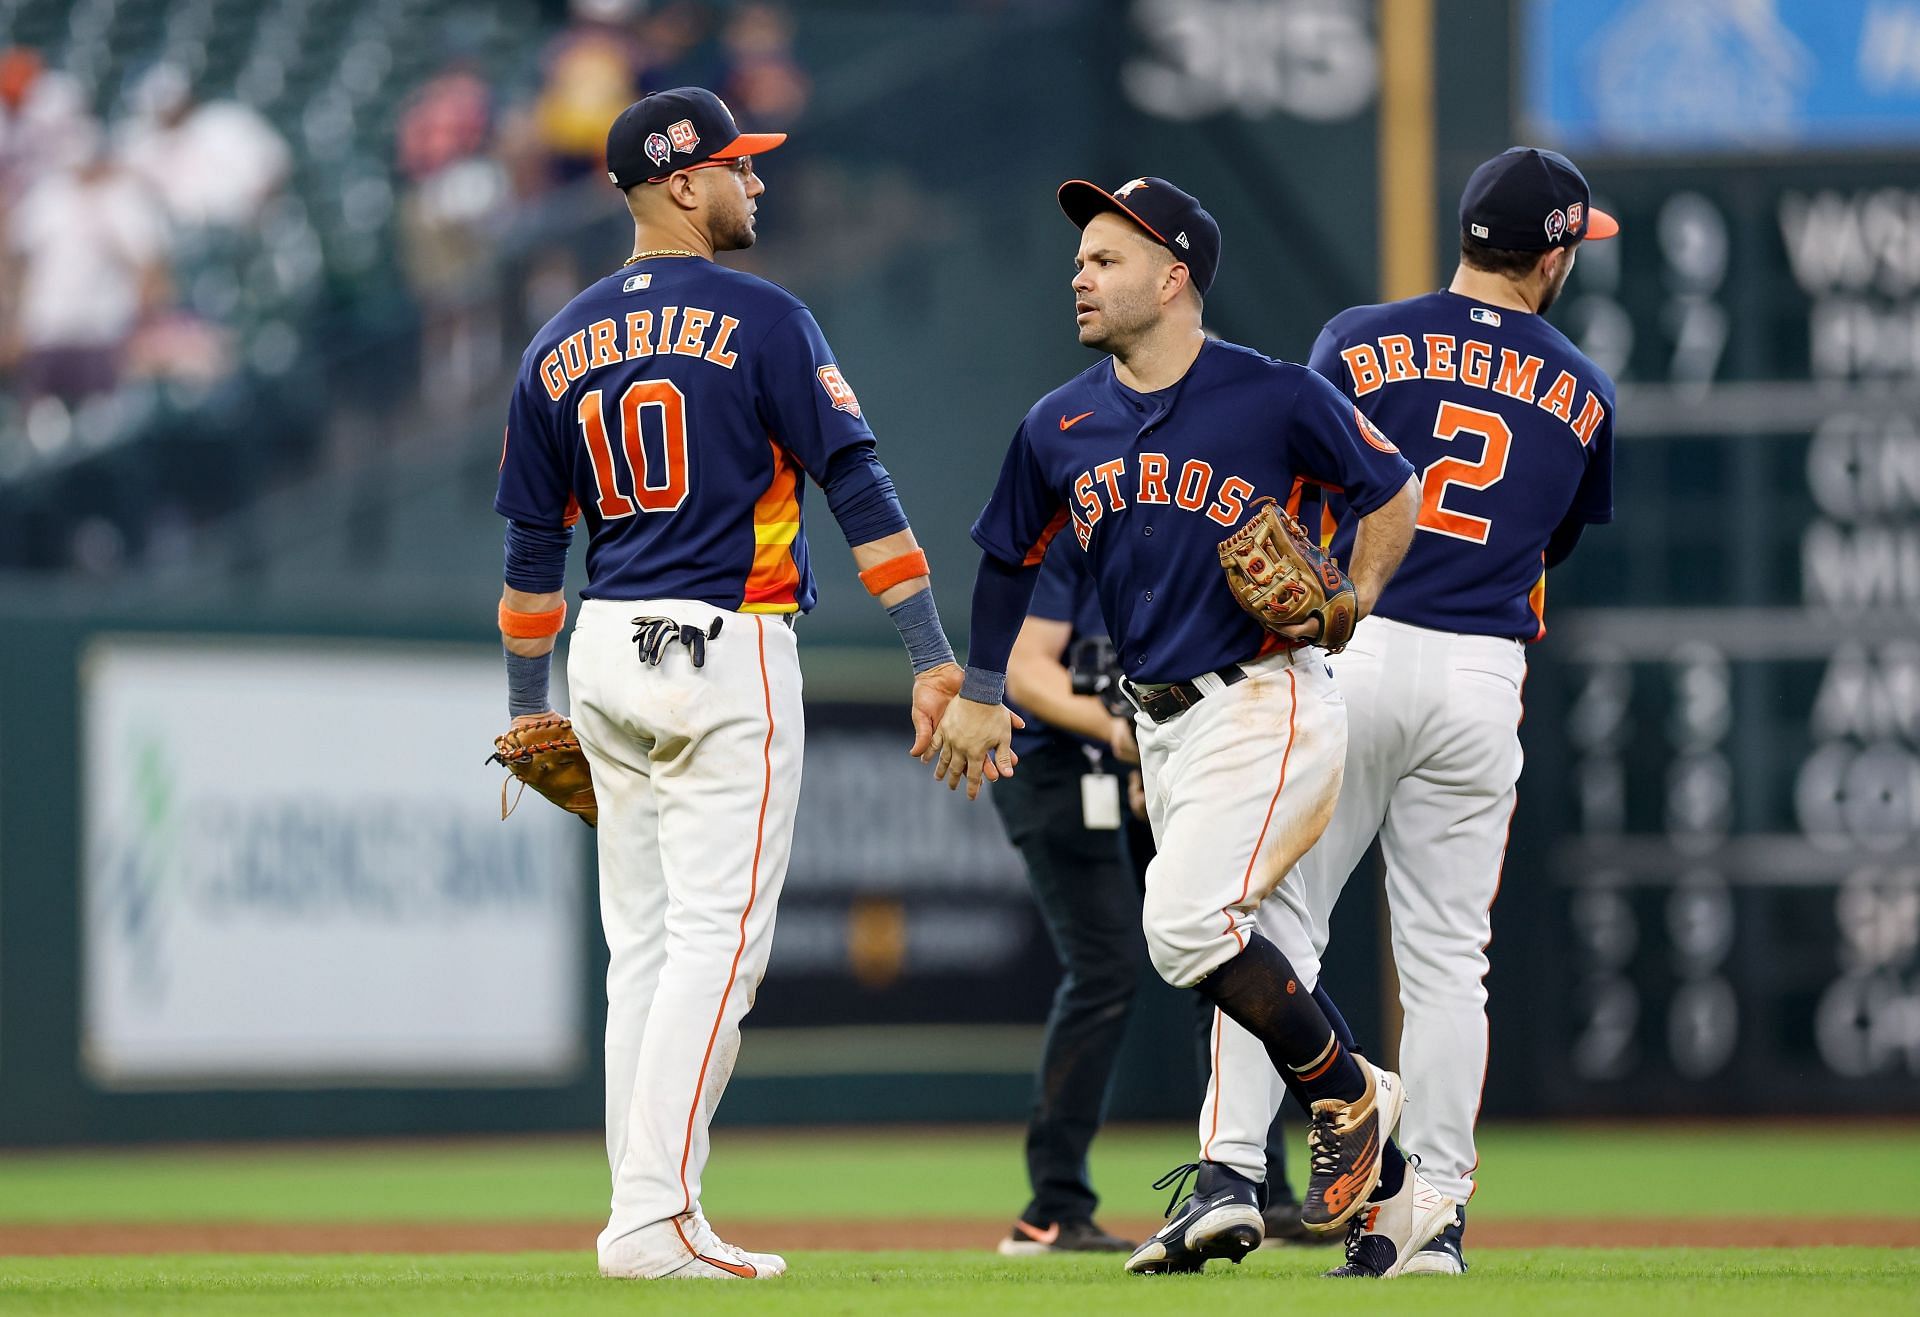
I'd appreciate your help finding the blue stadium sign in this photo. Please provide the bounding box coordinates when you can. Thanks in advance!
[1525,0,1920,150]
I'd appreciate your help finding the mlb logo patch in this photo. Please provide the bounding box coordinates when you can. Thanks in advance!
[623,273,652,292]
[1470,306,1502,326]
[816,365,862,418]
[644,132,673,168]
[1470,222,1489,239]
[668,118,700,153]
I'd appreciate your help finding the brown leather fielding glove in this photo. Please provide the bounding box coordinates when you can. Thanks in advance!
[489,714,598,827]
[1217,498,1359,653]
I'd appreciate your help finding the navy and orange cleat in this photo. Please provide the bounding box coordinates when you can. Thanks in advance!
[1124,1161,1264,1274]
[1301,1058,1405,1234]
[997,1218,1134,1256]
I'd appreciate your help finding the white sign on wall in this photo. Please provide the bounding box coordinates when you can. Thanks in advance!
[82,638,587,1088]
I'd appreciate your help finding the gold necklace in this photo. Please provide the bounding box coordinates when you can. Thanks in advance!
[620,247,698,268]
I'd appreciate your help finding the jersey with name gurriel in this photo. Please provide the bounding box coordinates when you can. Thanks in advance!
[494,257,877,613]
[972,338,1414,686]
[1308,290,1615,641]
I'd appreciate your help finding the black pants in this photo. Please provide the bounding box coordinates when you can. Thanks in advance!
[994,740,1143,1226]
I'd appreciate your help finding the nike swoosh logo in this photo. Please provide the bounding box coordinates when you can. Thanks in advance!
[1014,1221,1060,1244]
[1059,411,1095,430]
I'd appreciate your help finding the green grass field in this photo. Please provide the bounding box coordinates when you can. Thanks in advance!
[1,1124,1916,1314]
[7,1250,1919,1316]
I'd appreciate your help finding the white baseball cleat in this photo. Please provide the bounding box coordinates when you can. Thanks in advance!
[1398,1211,1468,1275]
[1321,1161,1456,1279]
[599,1211,787,1280]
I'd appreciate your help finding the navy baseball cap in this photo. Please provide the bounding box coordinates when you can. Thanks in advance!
[1058,176,1222,295]
[1459,147,1619,250]
[606,86,786,189]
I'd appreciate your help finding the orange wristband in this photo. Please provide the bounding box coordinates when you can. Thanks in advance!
[499,601,567,639]
[858,549,930,596]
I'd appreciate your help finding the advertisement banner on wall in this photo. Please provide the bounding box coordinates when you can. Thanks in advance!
[81,638,587,1088]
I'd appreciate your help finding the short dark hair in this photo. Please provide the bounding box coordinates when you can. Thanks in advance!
[1459,232,1550,279]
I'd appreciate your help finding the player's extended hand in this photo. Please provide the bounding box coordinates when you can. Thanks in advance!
[1108,714,1140,766]
[908,662,964,759]
[927,696,1023,800]
[512,710,562,729]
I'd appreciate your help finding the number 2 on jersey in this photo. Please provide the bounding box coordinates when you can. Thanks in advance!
[578,380,690,518]
[1417,400,1511,544]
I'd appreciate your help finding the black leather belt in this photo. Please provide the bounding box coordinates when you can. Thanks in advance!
[1121,664,1250,724]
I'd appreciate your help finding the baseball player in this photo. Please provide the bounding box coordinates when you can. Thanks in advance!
[993,543,1318,1256]
[493,87,963,1281]
[1201,147,1619,1277]
[926,175,1447,1274]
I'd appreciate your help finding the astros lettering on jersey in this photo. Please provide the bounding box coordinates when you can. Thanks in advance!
[496,259,874,613]
[971,339,1413,685]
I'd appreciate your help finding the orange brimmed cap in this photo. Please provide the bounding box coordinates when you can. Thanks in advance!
[606,86,787,189]
[1460,146,1618,248]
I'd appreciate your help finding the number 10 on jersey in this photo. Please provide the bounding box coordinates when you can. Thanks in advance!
[578,380,691,518]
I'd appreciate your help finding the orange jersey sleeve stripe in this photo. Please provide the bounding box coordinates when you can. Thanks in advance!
[742,442,803,610]
[1022,507,1070,566]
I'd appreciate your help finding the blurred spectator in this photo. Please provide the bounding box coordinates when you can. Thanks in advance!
[118,64,291,232]
[3,117,169,407]
[396,60,510,403]
[532,0,648,182]
[638,1,724,90]
[0,48,92,202]
[720,4,809,131]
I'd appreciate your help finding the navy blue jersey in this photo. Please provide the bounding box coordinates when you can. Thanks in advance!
[1308,290,1615,640]
[1010,540,1110,759]
[971,339,1415,685]
[495,256,876,612]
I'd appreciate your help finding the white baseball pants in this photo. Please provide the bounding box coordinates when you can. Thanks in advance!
[566,599,804,1261]
[1200,616,1525,1205]
[1134,648,1347,993]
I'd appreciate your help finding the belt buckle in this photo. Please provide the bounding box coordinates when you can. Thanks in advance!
[1123,679,1193,725]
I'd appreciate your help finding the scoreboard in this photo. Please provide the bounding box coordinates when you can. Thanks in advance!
[1511,156,1920,1113]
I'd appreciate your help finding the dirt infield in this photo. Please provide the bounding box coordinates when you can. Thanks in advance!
[1,1217,1915,1257]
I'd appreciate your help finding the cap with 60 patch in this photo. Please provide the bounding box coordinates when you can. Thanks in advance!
[1058,176,1222,295]
[605,86,787,190]
[1459,146,1619,250]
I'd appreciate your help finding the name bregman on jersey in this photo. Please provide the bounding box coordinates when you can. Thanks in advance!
[1338,333,1607,447]
[534,305,741,400]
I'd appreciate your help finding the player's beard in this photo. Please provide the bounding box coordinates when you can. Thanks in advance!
[1077,278,1158,353]
[1536,248,1575,315]
[710,188,757,252]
